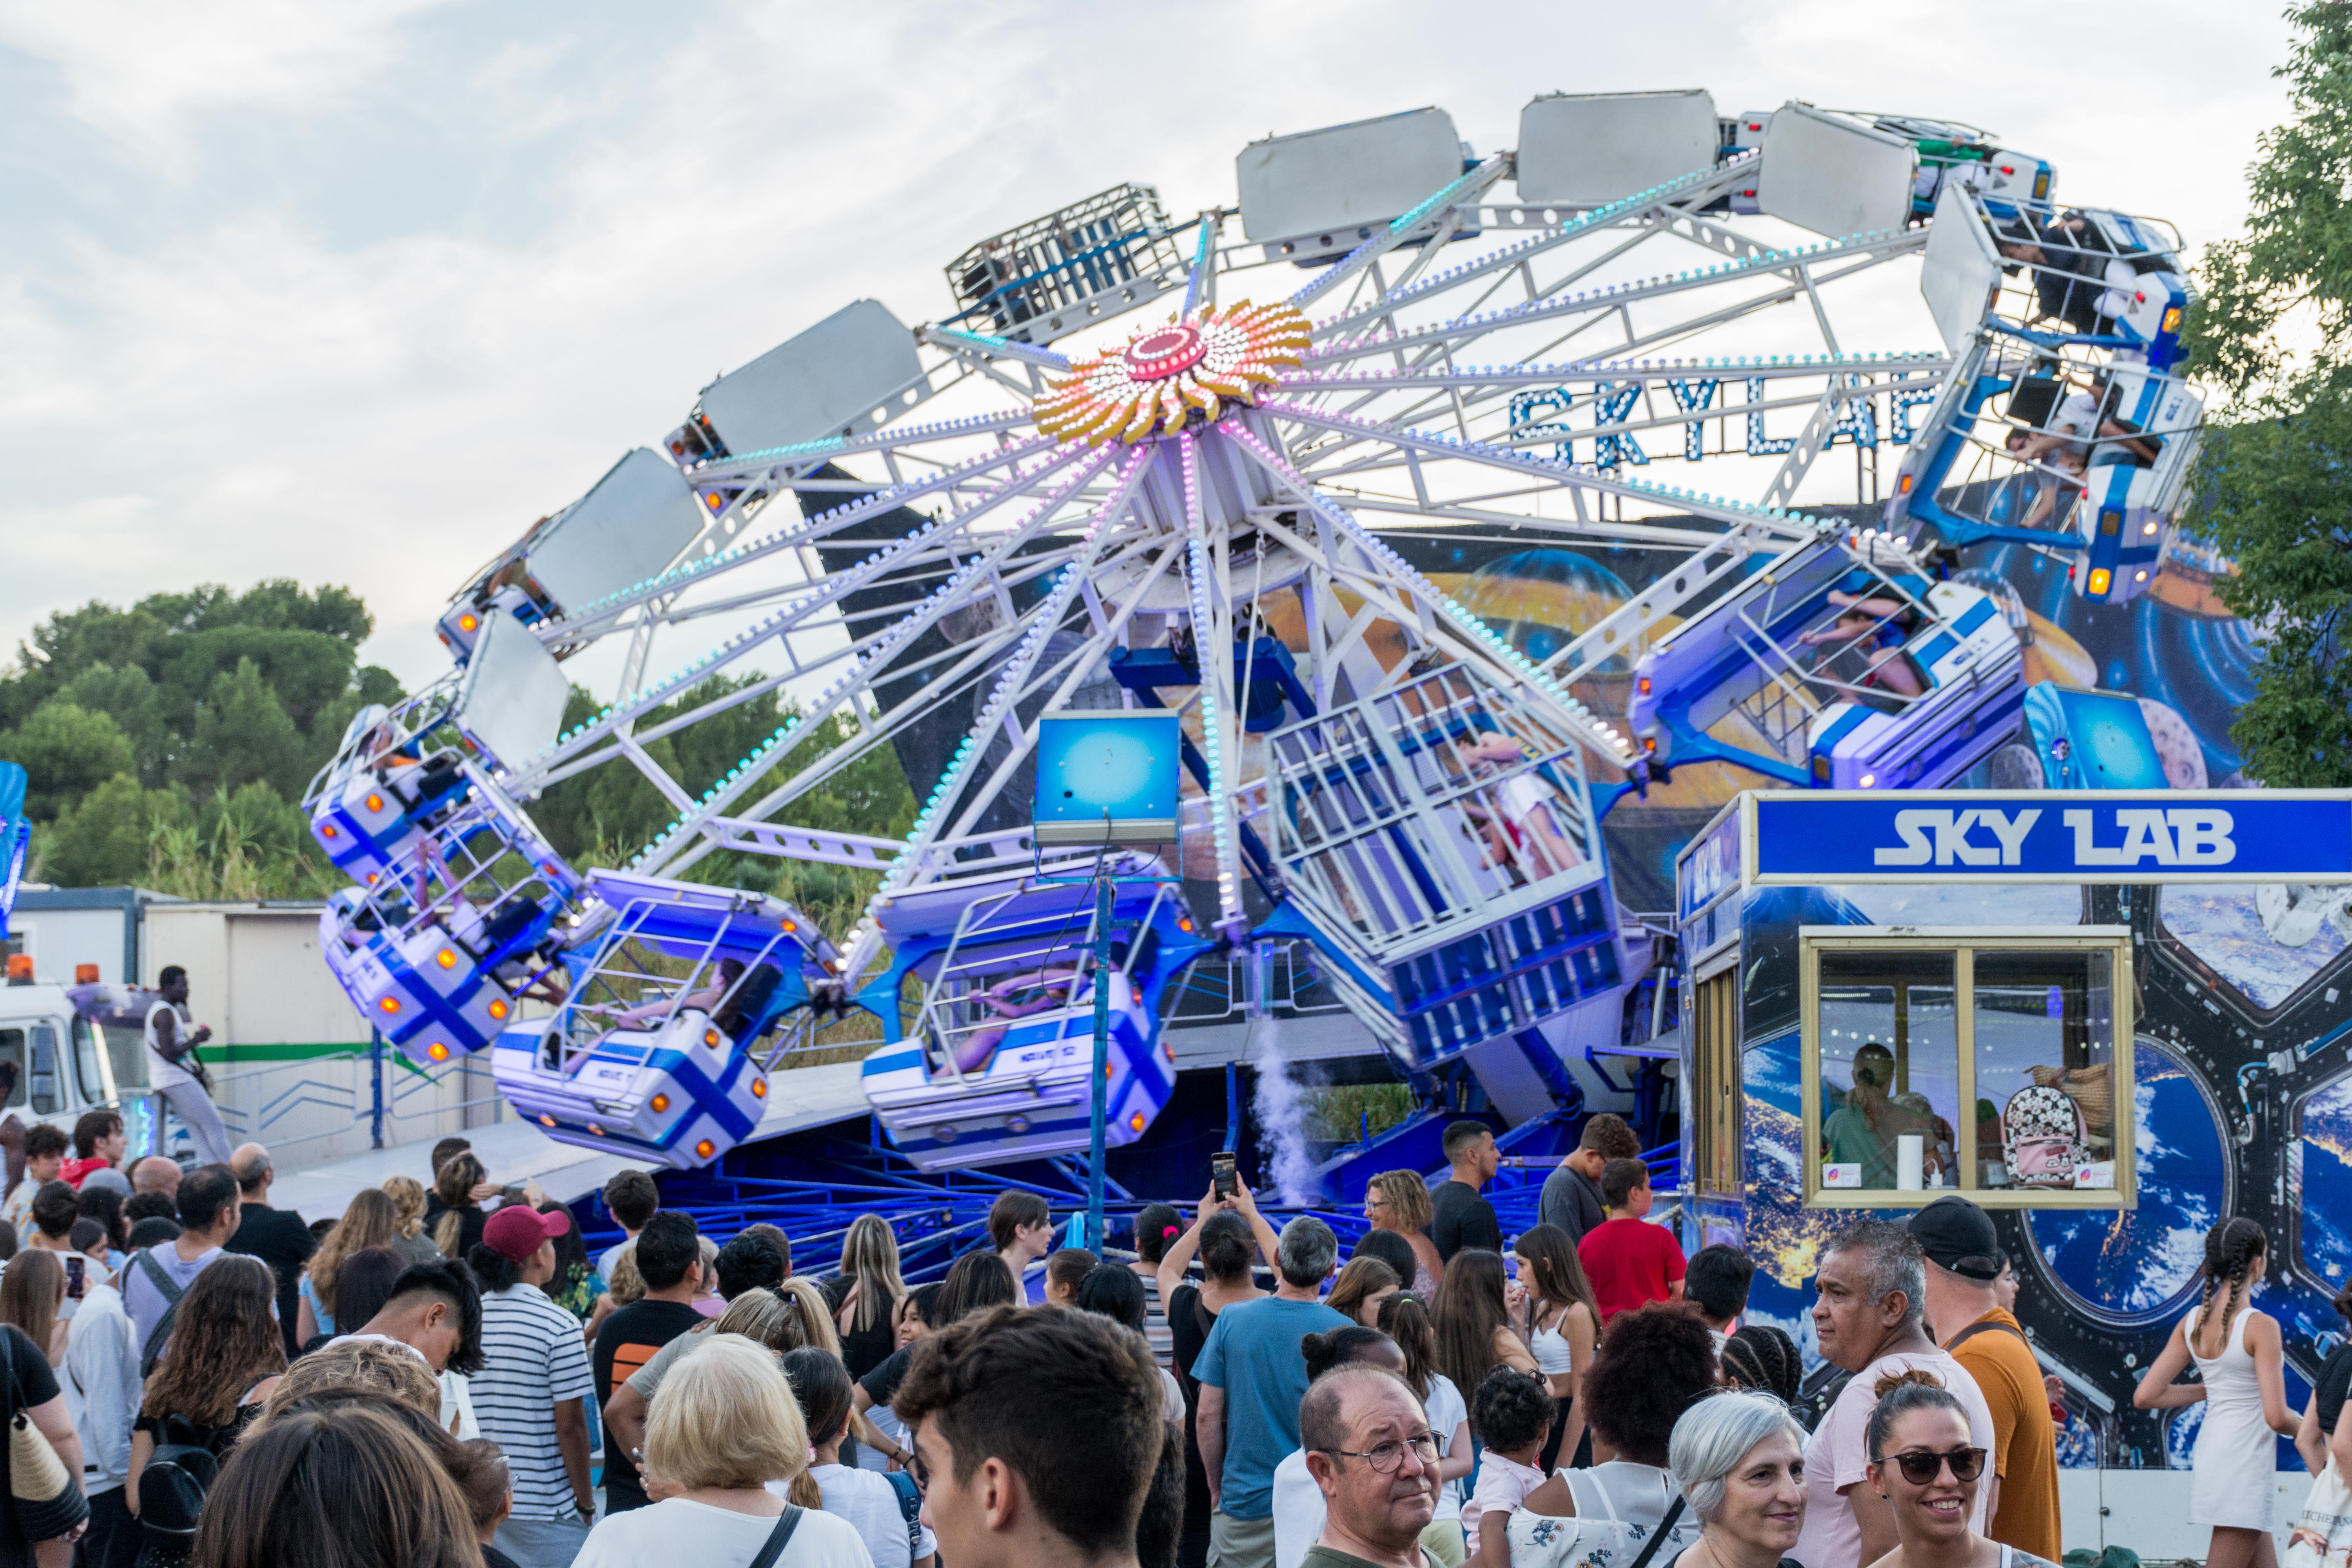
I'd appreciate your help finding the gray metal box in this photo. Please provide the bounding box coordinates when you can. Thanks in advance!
[697,299,926,455]
[1756,103,1917,238]
[455,612,570,769]
[1237,107,1463,244]
[1920,181,2003,353]
[525,447,706,613]
[1515,90,1720,205]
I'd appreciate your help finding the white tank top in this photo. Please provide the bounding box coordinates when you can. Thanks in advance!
[1529,1305,1577,1376]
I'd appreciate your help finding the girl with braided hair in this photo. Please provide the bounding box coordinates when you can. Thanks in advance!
[2134,1218,2299,1568]
[1721,1325,1804,1414]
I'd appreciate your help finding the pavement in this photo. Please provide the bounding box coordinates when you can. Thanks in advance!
[265,1060,872,1220]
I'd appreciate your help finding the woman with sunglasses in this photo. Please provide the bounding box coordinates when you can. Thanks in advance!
[1862,1370,2059,1568]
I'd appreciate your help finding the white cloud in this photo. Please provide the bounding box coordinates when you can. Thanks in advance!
[0,0,450,159]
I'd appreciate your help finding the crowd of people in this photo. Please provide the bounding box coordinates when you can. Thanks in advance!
[0,1107,2323,1568]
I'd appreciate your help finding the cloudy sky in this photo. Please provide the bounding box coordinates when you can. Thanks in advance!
[0,0,2298,690]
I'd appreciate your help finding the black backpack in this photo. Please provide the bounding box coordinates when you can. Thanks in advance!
[136,1416,219,1559]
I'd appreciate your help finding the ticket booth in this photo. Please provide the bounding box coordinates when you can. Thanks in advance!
[1665,789,2352,1495]
[1673,788,2352,1486]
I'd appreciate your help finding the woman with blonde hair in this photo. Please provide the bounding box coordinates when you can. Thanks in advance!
[298,1187,401,1341]
[379,1176,443,1267]
[252,1338,443,1430]
[834,1214,906,1379]
[575,1335,870,1566]
[1364,1169,1443,1296]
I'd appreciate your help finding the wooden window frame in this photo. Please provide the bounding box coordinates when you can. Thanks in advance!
[1690,958,1744,1197]
[1798,926,2136,1211]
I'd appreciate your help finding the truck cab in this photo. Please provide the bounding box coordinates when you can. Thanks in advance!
[0,959,147,1145]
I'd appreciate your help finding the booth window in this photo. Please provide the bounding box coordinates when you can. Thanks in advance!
[1801,931,2134,1209]
[1690,967,1743,1196]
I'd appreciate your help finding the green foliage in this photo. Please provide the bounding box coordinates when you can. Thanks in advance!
[1302,1083,1418,1145]
[186,657,310,801]
[3,579,399,895]
[38,776,189,887]
[0,704,135,819]
[2183,2,2352,784]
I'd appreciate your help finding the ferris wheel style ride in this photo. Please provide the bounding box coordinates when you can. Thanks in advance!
[305,90,2202,1172]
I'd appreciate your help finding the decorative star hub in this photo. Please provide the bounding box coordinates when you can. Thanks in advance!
[1033,301,1311,445]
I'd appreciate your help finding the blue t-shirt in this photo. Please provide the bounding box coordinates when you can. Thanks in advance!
[1192,1295,1350,1520]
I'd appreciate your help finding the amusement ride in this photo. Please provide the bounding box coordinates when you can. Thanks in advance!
[296,90,2203,1207]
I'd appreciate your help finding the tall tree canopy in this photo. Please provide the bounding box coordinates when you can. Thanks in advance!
[1,580,402,890]
[2187,0,2352,784]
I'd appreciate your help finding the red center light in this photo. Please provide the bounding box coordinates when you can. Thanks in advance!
[695,1139,716,1160]
[1123,323,1208,381]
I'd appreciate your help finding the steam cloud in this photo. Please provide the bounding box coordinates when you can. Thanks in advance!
[1252,1025,1317,1205]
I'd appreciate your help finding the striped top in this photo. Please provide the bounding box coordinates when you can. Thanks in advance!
[472,1285,595,1520]
[1139,1269,1174,1370]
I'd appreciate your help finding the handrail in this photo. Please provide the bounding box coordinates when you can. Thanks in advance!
[136,1038,504,1163]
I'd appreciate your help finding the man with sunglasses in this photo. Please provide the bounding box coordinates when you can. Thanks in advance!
[1299,1366,1441,1568]
[1910,1197,2060,1564]
[1791,1220,1996,1568]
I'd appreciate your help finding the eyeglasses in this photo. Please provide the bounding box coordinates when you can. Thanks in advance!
[1319,1432,1439,1474]
[904,1448,933,1495]
[1886,1446,1987,1485]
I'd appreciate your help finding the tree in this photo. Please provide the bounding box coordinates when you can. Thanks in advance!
[0,703,136,820]
[39,774,192,886]
[2186,1,2352,784]
[186,658,309,803]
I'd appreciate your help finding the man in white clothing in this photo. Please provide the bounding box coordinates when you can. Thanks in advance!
[144,967,233,1165]
[64,1225,141,1568]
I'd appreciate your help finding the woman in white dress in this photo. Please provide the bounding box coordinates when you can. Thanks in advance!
[2134,1218,2301,1568]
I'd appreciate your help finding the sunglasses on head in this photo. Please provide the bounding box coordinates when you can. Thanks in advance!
[1886,1446,1987,1485]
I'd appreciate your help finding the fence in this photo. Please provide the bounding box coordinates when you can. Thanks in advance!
[136,1036,502,1168]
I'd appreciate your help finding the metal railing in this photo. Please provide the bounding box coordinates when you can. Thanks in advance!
[137,1035,504,1166]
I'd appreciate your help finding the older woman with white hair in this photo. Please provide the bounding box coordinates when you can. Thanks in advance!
[573,1334,873,1568]
[1665,1390,1808,1568]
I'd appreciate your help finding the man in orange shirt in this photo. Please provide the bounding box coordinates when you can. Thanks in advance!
[1910,1197,2060,1563]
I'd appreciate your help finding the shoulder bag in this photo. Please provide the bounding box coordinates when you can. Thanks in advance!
[747,1503,804,1568]
[1,1325,87,1546]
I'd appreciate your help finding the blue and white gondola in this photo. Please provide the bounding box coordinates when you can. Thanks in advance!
[322,781,585,1065]
[1627,534,2025,790]
[491,870,839,1169]
[857,856,1206,1172]
[306,706,471,885]
[1259,664,1626,1069]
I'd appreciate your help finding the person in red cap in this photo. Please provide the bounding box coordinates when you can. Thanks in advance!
[469,1202,597,1568]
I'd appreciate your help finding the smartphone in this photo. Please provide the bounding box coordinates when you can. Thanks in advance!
[1212,1151,1237,1200]
[64,1255,85,1302]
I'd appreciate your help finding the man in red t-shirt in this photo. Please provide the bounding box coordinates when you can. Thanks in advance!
[1575,1158,1687,1321]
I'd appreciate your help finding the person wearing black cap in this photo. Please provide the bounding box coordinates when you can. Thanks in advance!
[1909,1197,2059,1563]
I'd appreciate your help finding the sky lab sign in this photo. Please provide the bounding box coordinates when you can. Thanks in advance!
[1747,791,2352,884]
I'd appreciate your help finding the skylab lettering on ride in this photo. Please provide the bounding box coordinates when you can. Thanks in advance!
[1749,792,2352,883]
